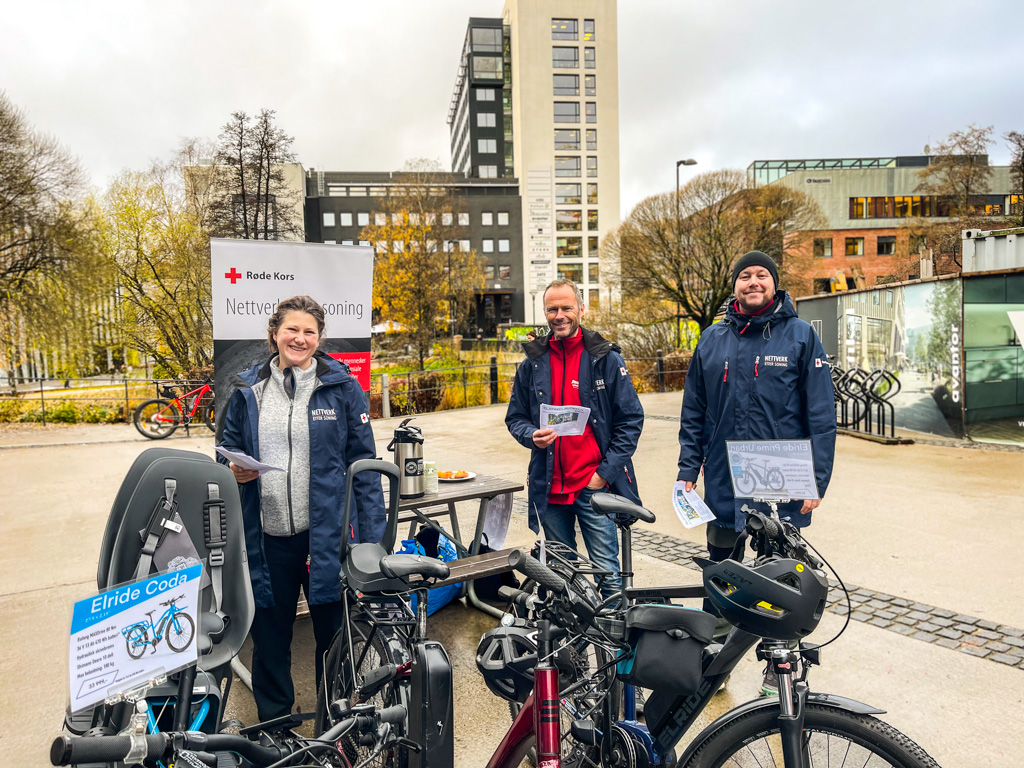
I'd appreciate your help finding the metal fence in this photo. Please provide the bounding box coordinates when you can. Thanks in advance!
[0,351,691,425]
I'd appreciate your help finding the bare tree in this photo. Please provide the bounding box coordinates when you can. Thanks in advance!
[1006,130,1024,226]
[206,110,302,240]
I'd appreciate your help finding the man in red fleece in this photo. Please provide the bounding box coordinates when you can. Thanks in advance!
[506,279,644,600]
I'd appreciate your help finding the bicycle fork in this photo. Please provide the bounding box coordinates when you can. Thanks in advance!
[770,647,810,768]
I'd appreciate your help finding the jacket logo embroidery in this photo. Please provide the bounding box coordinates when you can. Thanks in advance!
[619,366,628,376]
[312,408,338,421]
[595,378,605,390]
[814,358,822,368]
[571,379,579,389]
[763,355,789,367]
[359,412,369,423]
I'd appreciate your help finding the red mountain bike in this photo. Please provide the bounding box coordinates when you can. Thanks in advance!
[133,380,215,439]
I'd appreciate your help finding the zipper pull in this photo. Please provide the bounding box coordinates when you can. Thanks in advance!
[723,360,729,382]
[755,355,760,377]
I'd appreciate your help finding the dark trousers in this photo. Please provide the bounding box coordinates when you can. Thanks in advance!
[250,531,343,721]
[704,526,744,624]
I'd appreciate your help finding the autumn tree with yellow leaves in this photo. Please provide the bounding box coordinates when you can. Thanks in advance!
[360,163,485,369]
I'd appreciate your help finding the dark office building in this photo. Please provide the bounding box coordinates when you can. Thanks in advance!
[448,18,513,179]
[304,170,524,335]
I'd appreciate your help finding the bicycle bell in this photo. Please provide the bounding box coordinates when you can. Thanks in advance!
[388,417,425,498]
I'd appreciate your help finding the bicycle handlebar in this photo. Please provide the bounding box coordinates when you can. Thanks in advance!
[508,549,567,593]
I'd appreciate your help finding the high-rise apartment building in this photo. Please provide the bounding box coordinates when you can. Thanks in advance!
[450,0,620,324]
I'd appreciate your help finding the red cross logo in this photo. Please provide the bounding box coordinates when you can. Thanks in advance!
[225,268,242,284]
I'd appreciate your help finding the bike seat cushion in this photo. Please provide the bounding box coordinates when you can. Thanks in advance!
[343,542,413,594]
[591,492,656,526]
[380,553,450,582]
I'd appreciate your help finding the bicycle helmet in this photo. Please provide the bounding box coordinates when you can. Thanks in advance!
[476,621,538,703]
[701,556,828,640]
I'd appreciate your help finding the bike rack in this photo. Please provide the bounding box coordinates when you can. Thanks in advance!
[831,364,904,440]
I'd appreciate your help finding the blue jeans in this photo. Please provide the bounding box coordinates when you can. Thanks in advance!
[541,486,621,601]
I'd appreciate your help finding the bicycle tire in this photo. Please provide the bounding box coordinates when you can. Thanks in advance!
[316,619,410,768]
[678,703,940,768]
[164,613,195,653]
[200,392,216,433]
[125,625,149,659]
[766,468,785,492]
[735,471,756,495]
[133,399,181,439]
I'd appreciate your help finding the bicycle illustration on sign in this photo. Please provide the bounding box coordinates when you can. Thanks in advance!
[726,440,819,501]
[734,456,786,495]
[121,595,195,658]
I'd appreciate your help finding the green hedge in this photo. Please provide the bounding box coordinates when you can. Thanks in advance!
[0,399,127,424]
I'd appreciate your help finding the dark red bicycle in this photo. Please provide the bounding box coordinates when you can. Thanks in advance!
[133,380,215,439]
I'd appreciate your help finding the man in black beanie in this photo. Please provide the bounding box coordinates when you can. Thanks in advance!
[676,250,837,695]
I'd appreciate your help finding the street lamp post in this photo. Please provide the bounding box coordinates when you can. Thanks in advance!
[675,158,697,349]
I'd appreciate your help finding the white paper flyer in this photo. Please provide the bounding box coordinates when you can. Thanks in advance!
[671,481,717,529]
[539,404,591,436]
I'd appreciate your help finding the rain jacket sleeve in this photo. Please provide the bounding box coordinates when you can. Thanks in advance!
[505,361,539,449]
[800,331,837,498]
[342,384,386,544]
[677,344,708,484]
[595,350,644,483]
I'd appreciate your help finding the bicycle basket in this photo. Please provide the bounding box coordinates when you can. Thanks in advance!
[616,604,716,694]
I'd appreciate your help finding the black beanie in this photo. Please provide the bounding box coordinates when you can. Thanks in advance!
[732,251,779,290]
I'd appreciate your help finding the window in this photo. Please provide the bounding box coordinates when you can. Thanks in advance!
[585,102,597,124]
[443,240,454,253]
[472,56,502,79]
[556,184,582,205]
[557,262,584,282]
[458,213,470,226]
[484,264,495,279]
[497,211,509,226]
[557,210,582,231]
[357,212,369,226]
[846,237,864,256]
[499,264,511,279]
[585,75,596,96]
[375,212,387,226]
[442,212,454,226]
[478,138,497,153]
[477,112,496,128]
[478,165,498,178]
[555,156,582,177]
[588,262,599,282]
[588,236,598,254]
[555,128,581,150]
[588,289,599,309]
[459,239,470,252]
[392,213,403,225]
[498,239,510,253]
[552,46,579,68]
[586,129,597,151]
[813,238,832,258]
[342,240,354,246]
[482,212,493,226]
[476,88,496,101]
[471,27,502,52]
[587,210,598,230]
[584,47,595,68]
[812,278,831,294]
[482,239,494,253]
[849,197,865,219]
[340,212,353,227]
[872,291,880,306]
[553,74,579,96]
[324,240,336,245]
[392,241,404,252]
[586,157,598,178]
[587,183,598,204]
[359,240,370,247]
[583,19,595,40]
[554,102,580,123]
[322,212,335,227]
[886,290,894,308]
[551,18,578,40]
[877,235,896,255]
[557,237,582,257]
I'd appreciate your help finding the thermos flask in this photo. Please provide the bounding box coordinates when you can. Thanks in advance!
[388,417,425,498]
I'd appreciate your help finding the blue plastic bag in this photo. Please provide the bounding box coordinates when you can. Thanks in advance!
[397,528,461,616]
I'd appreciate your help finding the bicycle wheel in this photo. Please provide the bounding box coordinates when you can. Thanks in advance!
[164,613,195,653]
[679,703,940,768]
[316,619,410,768]
[200,392,216,433]
[134,399,181,439]
[735,471,756,495]
[125,625,149,659]
[766,468,785,492]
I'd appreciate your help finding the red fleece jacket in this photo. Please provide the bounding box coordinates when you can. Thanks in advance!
[548,330,602,505]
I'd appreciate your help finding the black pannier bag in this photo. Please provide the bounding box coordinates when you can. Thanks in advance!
[616,604,716,694]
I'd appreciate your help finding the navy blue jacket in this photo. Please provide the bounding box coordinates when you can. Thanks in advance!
[218,352,385,607]
[506,328,644,532]
[677,290,836,530]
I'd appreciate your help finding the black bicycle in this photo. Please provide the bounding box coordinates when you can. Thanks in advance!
[488,493,941,768]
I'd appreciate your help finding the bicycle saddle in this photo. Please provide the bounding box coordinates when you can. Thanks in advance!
[380,553,450,582]
[591,493,656,526]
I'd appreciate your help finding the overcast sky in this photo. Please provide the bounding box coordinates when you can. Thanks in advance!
[4,0,1021,218]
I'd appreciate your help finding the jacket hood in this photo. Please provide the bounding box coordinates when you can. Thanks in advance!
[522,326,619,361]
[724,289,797,331]
[232,350,352,389]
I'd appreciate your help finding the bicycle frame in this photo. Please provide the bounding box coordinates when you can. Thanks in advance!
[123,601,186,651]
[158,381,212,422]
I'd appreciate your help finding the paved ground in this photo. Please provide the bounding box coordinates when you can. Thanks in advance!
[1,395,1022,767]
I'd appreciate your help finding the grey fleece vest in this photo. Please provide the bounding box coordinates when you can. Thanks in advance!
[258,361,317,536]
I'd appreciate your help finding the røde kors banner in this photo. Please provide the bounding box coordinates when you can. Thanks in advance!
[211,240,373,422]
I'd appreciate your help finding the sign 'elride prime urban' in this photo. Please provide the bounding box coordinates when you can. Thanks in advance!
[210,240,374,418]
